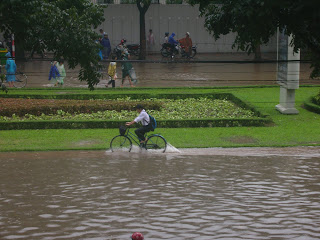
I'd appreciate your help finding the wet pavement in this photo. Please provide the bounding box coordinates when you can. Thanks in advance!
[0,147,320,240]
[17,53,318,88]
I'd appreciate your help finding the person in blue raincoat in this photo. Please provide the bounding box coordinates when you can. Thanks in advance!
[48,61,60,86]
[168,32,179,52]
[5,52,16,88]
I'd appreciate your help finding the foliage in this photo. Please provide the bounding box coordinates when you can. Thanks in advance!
[1,86,320,151]
[0,98,256,122]
[0,0,105,89]
[166,0,183,4]
[313,91,320,105]
[189,0,320,77]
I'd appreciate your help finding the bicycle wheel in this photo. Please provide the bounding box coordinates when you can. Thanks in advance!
[13,72,27,88]
[110,135,132,152]
[145,135,167,153]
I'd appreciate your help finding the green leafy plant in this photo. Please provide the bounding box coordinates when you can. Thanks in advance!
[0,98,256,122]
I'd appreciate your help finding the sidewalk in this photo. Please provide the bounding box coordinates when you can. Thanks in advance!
[17,53,317,88]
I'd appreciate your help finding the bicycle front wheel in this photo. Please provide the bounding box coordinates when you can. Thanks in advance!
[145,135,167,153]
[110,135,132,152]
[13,72,27,88]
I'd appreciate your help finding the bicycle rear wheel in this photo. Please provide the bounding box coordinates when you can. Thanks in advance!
[145,135,167,153]
[110,135,132,152]
[13,72,27,88]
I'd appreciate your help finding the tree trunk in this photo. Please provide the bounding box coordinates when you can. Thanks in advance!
[254,43,262,61]
[139,12,147,60]
[137,0,151,60]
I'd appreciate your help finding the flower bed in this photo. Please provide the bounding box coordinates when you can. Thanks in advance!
[0,98,162,117]
[1,98,255,121]
[0,96,272,130]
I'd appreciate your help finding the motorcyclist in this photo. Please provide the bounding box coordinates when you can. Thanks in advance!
[113,38,127,58]
[119,38,127,48]
[179,32,193,57]
[168,32,178,53]
[164,32,169,44]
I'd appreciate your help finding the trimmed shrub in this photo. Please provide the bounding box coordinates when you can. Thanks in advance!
[304,98,320,114]
[0,98,162,117]
[0,118,272,130]
[312,92,320,106]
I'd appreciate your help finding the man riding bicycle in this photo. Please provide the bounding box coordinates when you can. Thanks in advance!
[126,104,153,144]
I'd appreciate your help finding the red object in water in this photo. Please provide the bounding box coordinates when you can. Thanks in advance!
[131,232,144,240]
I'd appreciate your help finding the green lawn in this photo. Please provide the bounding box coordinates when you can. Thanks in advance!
[0,86,319,151]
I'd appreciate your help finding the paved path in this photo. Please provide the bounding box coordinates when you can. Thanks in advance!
[17,53,318,88]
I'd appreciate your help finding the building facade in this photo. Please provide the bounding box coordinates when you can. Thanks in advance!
[93,1,277,53]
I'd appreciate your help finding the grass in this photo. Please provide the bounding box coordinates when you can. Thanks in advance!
[0,86,319,151]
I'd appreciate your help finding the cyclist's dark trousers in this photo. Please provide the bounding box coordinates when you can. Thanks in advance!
[135,125,152,142]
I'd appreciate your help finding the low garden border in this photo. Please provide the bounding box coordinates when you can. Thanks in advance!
[304,97,320,114]
[0,118,272,130]
[0,92,271,130]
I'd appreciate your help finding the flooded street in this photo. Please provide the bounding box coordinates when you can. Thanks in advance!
[1,148,320,239]
[18,53,318,88]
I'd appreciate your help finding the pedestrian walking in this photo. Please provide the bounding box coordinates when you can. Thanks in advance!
[5,52,16,88]
[48,61,60,86]
[106,55,117,88]
[121,50,137,88]
[101,33,111,59]
[99,29,106,41]
[147,29,155,53]
[56,60,66,86]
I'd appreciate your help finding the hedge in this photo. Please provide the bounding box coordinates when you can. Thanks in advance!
[0,98,163,117]
[312,94,320,106]
[0,92,234,100]
[304,97,320,114]
[0,117,272,130]
[0,93,264,117]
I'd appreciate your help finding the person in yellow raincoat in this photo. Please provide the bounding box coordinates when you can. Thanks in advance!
[106,55,117,88]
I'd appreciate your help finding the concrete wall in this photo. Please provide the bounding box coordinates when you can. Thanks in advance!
[98,4,277,53]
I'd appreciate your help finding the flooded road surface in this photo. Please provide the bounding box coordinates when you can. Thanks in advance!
[1,147,320,240]
[17,53,318,88]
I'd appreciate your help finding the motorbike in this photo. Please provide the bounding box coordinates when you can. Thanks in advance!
[126,44,140,56]
[160,43,197,59]
[113,44,140,59]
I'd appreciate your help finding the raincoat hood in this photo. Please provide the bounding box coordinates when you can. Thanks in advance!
[5,52,11,58]
[171,33,175,37]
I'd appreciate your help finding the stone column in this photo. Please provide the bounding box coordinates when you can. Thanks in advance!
[276,29,300,114]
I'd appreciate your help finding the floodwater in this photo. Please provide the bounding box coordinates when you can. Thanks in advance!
[17,53,318,88]
[1,147,320,240]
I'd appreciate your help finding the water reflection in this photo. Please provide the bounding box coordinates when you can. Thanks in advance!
[0,150,320,239]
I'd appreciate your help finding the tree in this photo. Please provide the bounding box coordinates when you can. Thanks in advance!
[189,0,320,77]
[0,0,105,90]
[136,0,152,60]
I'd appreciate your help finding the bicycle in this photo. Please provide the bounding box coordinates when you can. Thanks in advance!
[13,71,28,88]
[0,71,28,88]
[110,126,167,153]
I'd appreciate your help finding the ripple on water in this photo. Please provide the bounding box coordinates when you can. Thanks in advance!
[0,152,320,239]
